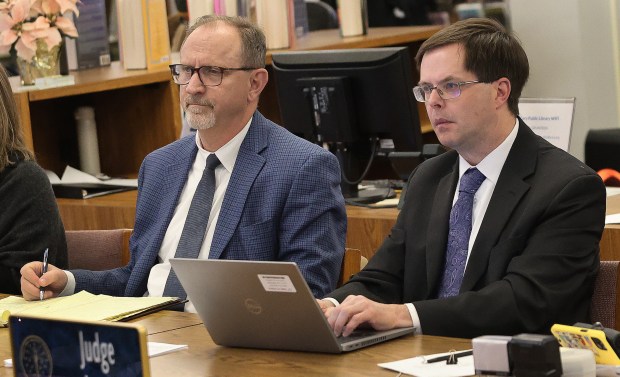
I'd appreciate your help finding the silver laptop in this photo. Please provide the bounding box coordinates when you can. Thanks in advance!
[169,258,414,353]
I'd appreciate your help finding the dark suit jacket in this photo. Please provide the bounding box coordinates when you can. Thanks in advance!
[329,119,606,338]
[73,112,347,298]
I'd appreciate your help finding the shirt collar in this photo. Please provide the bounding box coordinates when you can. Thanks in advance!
[194,116,253,173]
[458,118,519,184]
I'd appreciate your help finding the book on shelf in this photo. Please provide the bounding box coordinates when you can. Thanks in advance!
[338,0,368,37]
[236,0,252,17]
[0,291,185,327]
[142,0,171,69]
[254,0,294,50]
[116,0,146,69]
[291,0,309,38]
[64,0,112,70]
[187,0,215,25]
[116,0,171,70]
[47,165,137,199]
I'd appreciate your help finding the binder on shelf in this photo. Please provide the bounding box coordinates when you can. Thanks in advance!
[64,0,112,70]
[255,0,294,50]
[116,0,170,70]
[52,183,135,199]
[47,166,138,199]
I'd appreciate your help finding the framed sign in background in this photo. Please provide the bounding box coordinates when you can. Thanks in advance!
[518,98,576,152]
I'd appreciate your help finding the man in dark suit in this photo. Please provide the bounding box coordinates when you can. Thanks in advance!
[319,18,606,338]
[21,16,346,307]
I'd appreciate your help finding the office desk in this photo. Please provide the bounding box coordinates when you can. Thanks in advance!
[0,309,471,377]
[601,194,620,260]
[147,323,470,377]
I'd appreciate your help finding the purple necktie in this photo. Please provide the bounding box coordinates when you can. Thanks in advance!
[438,168,486,298]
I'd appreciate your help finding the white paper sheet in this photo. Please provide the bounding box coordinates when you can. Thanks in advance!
[147,342,188,357]
[53,165,138,187]
[378,351,474,377]
[605,213,620,225]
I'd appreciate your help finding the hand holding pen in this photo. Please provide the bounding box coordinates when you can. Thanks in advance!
[39,248,49,301]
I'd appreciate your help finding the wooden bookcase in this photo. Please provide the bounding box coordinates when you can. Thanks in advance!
[14,25,440,231]
[10,62,181,177]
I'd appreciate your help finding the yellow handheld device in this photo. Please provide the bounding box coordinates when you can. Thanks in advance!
[551,323,620,365]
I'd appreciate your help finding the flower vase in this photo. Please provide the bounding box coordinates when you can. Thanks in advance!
[16,41,62,86]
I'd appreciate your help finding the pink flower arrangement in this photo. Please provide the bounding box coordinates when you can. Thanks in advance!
[0,0,79,62]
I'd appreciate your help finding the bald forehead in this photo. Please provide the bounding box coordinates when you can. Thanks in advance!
[181,22,243,65]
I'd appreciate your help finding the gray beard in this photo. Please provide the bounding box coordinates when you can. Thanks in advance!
[186,109,216,130]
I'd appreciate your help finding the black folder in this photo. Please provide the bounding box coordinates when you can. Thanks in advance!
[52,183,136,199]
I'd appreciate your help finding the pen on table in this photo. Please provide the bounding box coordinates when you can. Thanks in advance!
[39,248,49,301]
[425,349,473,364]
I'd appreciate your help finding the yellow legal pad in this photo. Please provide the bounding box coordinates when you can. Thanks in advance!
[0,291,182,326]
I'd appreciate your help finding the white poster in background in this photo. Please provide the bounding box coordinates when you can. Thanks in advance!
[518,98,576,152]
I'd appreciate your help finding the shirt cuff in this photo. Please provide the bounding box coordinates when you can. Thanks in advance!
[406,303,423,335]
[59,270,76,296]
[324,297,340,307]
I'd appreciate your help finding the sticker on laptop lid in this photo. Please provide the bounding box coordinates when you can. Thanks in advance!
[258,274,296,293]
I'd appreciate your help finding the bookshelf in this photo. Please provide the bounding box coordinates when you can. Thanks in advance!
[14,25,440,231]
[10,62,181,177]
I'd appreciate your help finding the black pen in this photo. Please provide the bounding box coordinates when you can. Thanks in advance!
[39,248,49,301]
[426,349,473,364]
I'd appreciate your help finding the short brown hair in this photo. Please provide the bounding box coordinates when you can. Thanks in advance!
[0,65,33,172]
[415,18,529,116]
[184,15,267,69]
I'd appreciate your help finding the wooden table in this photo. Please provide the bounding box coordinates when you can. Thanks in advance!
[0,309,471,377]
[147,325,470,377]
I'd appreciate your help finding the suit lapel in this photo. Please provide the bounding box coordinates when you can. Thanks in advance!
[426,163,458,295]
[460,120,537,292]
[153,138,198,258]
[208,113,267,259]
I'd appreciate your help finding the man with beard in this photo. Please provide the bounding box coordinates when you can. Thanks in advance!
[21,16,346,310]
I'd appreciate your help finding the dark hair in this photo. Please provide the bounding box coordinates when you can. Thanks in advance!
[184,15,266,68]
[0,65,33,171]
[415,18,529,116]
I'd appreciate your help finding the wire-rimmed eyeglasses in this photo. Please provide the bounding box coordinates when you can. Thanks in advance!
[412,81,484,102]
[169,64,258,86]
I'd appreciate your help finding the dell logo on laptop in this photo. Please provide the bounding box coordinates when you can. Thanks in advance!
[244,298,262,315]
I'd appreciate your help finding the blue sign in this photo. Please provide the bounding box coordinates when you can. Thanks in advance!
[9,315,150,377]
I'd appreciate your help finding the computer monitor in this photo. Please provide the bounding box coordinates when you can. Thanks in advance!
[271,47,423,203]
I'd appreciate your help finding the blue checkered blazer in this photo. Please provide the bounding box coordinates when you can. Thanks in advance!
[72,111,347,298]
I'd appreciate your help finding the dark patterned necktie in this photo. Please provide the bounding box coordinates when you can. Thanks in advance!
[437,168,486,298]
[163,154,221,302]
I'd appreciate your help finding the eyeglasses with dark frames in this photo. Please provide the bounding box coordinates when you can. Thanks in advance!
[169,64,259,86]
[412,80,485,102]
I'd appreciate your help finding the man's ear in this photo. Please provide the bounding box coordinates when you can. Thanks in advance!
[495,77,511,109]
[248,68,268,103]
